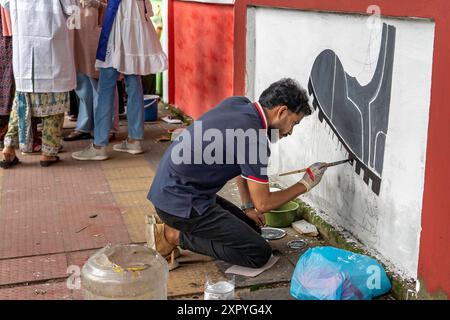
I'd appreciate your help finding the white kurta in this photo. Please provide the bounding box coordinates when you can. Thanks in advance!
[95,0,168,76]
[0,0,77,93]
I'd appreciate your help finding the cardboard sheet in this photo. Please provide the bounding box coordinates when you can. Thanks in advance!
[225,255,280,277]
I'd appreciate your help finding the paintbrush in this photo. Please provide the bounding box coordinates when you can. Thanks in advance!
[279,158,353,177]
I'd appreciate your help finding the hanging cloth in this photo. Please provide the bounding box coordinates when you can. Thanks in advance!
[96,0,121,62]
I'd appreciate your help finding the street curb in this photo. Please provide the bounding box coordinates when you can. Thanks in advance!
[163,103,193,125]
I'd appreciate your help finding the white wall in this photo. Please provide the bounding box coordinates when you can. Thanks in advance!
[248,8,435,279]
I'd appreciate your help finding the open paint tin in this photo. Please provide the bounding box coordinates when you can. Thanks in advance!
[287,240,307,250]
[261,227,287,240]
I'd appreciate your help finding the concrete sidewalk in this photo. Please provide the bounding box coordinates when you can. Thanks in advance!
[0,107,328,300]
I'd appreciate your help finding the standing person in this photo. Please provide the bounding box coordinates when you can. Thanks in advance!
[64,0,120,142]
[0,0,77,168]
[72,0,168,161]
[147,79,328,270]
[0,5,14,151]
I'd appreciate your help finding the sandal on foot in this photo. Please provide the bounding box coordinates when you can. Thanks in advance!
[146,219,181,271]
[166,249,181,271]
[0,156,20,169]
[63,131,92,142]
[40,156,60,168]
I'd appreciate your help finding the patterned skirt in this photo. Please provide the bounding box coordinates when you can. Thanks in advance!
[0,13,14,116]
[6,92,69,153]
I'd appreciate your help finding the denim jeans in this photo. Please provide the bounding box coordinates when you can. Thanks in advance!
[94,68,144,147]
[155,196,272,268]
[75,73,119,134]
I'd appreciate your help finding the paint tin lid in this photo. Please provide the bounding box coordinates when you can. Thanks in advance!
[287,240,307,250]
[261,227,287,240]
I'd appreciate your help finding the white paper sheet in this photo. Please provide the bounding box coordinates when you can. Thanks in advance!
[225,255,280,277]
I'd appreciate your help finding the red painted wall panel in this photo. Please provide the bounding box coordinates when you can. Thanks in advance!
[173,2,234,119]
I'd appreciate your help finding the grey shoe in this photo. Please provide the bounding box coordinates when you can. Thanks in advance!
[113,140,143,155]
[72,143,109,161]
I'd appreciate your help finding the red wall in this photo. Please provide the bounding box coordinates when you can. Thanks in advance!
[172,1,234,119]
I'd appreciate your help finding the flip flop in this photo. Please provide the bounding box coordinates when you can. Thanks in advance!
[40,156,60,168]
[63,131,92,142]
[0,156,20,169]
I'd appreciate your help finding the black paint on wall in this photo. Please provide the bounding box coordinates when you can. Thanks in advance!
[308,23,396,195]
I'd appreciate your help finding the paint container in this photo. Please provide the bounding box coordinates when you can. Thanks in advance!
[144,95,160,122]
[204,274,235,300]
[265,201,299,228]
[261,227,287,240]
[81,244,169,300]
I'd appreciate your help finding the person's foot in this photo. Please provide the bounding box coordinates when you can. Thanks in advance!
[20,138,42,155]
[40,155,60,167]
[63,130,92,142]
[1,147,19,169]
[0,155,19,169]
[152,223,180,271]
[68,114,77,122]
[113,139,143,155]
[109,132,116,142]
[72,143,109,161]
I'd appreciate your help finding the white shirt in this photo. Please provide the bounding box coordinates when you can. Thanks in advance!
[95,0,168,75]
[0,0,77,93]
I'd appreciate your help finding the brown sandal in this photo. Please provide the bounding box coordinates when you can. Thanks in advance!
[146,216,180,271]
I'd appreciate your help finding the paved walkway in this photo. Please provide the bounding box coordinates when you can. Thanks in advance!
[0,108,326,300]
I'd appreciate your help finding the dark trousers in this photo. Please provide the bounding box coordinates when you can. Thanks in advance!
[155,196,272,268]
[69,90,79,117]
[141,74,156,95]
[117,81,126,114]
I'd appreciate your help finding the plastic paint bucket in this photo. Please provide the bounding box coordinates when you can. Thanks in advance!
[265,201,299,228]
[144,95,160,122]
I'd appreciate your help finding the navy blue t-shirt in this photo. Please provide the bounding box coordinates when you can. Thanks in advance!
[148,97,271,218]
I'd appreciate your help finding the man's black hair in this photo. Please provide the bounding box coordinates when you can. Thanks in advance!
[258,78,312,115]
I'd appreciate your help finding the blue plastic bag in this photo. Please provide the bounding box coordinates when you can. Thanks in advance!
[290,247,391,300]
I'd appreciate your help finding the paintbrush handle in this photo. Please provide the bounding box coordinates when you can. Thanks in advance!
[278,168,308,177]
[279,159,352,177]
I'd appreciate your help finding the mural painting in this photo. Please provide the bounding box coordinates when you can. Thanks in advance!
[308,23,396,195]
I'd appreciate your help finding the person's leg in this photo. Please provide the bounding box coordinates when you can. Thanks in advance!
[2,103,19,161]
[94,67,119,147]
[112,74,144,154]
[74,73,94,133]
[41,113,64,161]
[117,80,125,115]
[111,86,120,133]
[0,115,10,149]
[124,74,144,142]
[91,77,118,139]
[141,74,156,95]
[155,203,272,269]
[69,91,79,121]
[215,196,262,234]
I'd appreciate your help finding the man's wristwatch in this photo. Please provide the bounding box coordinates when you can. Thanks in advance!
[240,202,255,211]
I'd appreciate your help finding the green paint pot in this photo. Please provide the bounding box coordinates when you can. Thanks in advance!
[265,201,299,228]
